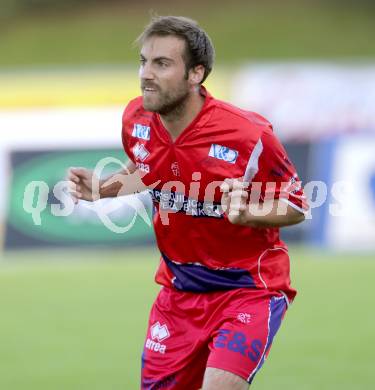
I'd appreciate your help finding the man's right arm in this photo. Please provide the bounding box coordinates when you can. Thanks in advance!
[67,160,148,204]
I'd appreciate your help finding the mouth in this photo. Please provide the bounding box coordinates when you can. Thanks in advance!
[142,85,158,93]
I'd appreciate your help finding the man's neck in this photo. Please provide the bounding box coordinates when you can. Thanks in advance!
[159,89,205,141]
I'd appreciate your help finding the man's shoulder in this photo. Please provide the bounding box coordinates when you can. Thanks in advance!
[211,97,273,131]
[122,96,150,123]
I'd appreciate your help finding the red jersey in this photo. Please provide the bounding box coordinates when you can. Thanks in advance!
[121,87,308,301]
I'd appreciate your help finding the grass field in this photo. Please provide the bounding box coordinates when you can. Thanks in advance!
[0,247,374,389]
[1,1,375,68]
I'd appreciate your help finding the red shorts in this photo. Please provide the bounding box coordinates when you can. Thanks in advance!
[141,287,288,390]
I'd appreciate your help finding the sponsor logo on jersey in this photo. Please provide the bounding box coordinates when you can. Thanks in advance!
[133,142,150,162]
[145,322,170,354]
[136,162,150,173]
[151,189,224,218]
[208,144,238,164]
[132,123,150,140]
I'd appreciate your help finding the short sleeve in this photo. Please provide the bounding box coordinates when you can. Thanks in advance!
[121,104,136,164]
[250,130,309,213]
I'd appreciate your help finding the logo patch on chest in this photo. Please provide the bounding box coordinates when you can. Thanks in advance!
[133,142,150,162]
[208,144,238,164]
[132,123,150,140]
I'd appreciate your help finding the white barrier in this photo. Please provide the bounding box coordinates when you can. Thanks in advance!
[231,62,375,141]
[0,106,125,221]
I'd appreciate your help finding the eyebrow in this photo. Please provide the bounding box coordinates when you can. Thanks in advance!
[140,54,175,63]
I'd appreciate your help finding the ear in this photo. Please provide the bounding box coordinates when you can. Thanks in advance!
[188,65,205,85]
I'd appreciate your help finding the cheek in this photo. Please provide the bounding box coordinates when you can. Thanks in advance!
[169,75,189,92]
[164,67,187,84]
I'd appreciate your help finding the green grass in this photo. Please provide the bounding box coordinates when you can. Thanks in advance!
[0,247,374,389]
[1,1,375,68]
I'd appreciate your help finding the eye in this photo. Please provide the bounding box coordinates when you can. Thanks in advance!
[139,58,146,65]
[157,60,169,68]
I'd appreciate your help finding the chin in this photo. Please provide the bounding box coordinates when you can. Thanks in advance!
[142,101,155,112]
[142,97,159,112]
[143,103,159,112]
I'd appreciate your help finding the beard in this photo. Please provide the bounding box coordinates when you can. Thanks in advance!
[142,82,190,116]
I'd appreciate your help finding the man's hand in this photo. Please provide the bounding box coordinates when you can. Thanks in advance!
[220,178,305,228]
[220,178,250,226]
[66,162,151,204]
[66,167,99,204]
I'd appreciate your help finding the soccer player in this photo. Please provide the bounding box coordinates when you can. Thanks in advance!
[67,16,308,390]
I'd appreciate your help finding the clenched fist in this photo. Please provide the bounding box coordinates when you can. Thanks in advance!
[220,178,250,226]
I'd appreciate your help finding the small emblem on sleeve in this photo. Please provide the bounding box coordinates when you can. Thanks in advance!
[136,162,150,173]
[132,124,151,140]
[209,144,238,164]
[133,142,150,162]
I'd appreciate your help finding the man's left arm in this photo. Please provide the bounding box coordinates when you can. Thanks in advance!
[221,129,309,228]
[221,179,305,228]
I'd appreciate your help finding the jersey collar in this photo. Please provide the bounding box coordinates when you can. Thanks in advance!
[154,85,214,144]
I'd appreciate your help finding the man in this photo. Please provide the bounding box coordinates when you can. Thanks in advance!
[68,16,308,390]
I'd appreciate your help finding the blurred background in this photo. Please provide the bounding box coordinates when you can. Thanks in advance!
[0,0,374,389]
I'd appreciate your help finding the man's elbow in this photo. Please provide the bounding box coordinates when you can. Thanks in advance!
[289,209,306,226]
[295,211,305,224]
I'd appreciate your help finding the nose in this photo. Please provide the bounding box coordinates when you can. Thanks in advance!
[139,62,154,80]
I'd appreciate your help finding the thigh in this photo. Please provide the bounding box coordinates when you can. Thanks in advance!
[141,288,209,390]
[206,292,288,385]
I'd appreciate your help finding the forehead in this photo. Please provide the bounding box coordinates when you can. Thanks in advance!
[140,35,186,61]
